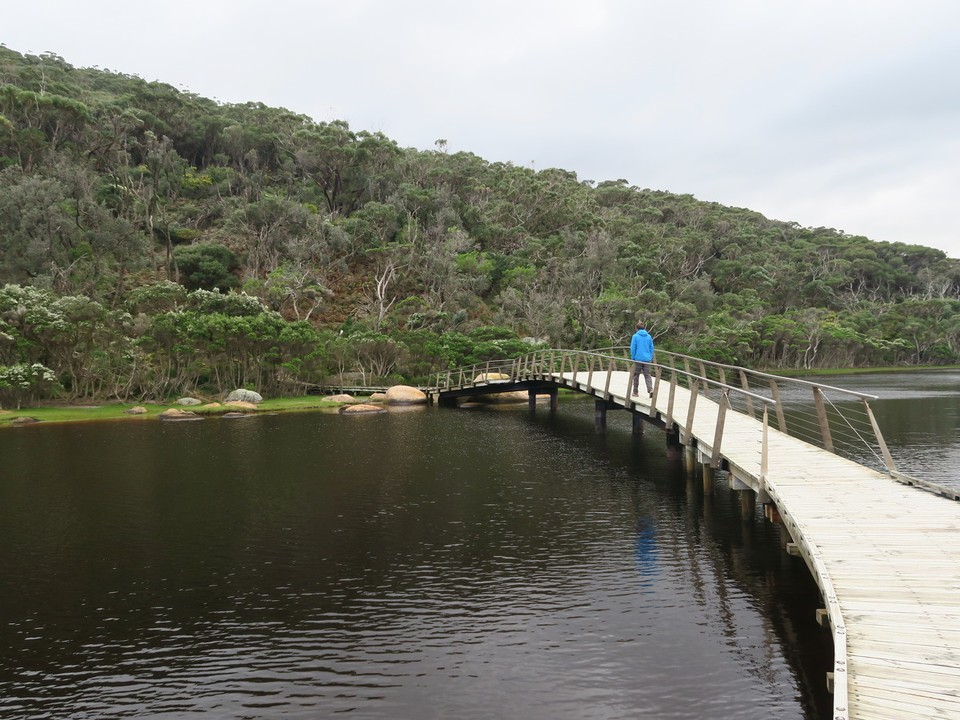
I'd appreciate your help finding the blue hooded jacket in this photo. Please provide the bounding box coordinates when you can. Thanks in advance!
[630,328,654,362]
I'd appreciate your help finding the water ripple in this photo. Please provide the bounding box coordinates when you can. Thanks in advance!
[0,403,830,719]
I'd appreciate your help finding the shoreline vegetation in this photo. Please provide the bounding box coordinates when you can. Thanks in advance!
[0,395,353,428]
[2,46,959,412]
[3,365,956,428]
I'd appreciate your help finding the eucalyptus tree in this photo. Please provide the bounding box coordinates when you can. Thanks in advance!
[280,121,401,217]
[0,168,73,285]
[350,331,406,383]
[555,228,620,346]
[126,279,188,314]
[915,259,960,300]
[0,84,92,170]
[495,257,569,344]
[342,201,401,250]
[0,162,138,295]
[226,193,311,280]
[0,362,59,409]
[887,298,960,365]
[0,284,59,365]
[44,293,117,398]
[262,263,331,322]
[173,243,240,291]
[141,131,187,279]
[0,284,127,400]
[403,219,486,319]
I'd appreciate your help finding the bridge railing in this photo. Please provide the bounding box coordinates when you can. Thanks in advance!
[437,347,897,477]
[519,348,777,465]
[651,349,896,475]
[433,358,526,392]
[540,346,895,475]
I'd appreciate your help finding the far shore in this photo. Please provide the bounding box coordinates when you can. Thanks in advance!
[771,364,959,378]
[3,365,957,428]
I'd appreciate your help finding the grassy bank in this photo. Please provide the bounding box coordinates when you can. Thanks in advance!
[0,395,367,428]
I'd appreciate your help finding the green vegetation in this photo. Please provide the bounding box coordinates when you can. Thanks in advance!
[0,396,349,427]
[1,46,958,408]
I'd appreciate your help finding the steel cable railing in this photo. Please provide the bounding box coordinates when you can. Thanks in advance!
[434,347,900,478]
[431,346,960,720]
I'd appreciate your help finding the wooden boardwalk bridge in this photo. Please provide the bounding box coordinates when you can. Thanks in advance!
[430,349,960,720]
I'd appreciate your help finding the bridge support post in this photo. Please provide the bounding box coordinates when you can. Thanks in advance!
[686,469,699,501]
[682,444,696,474]
[528,389,538,414]
[665,425,681,448]
[594,399,607,432]
[702,464,714,494]
[739,490,756,520]
[632,412,644,437]
[779,524,793,551]
[664,425,681,460]
[549,388,559,414]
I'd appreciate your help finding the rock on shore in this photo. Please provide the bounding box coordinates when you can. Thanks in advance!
[225,389,263,404]
[340,403,387,414]
[384,385,428,405]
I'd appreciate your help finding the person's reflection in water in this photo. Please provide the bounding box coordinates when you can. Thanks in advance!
[634,517,659,589]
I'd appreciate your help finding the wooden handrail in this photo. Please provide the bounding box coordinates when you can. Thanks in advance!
[711,391,730,468]
[432,346,898,486]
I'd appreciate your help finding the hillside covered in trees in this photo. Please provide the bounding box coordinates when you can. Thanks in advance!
[1,47,958,406]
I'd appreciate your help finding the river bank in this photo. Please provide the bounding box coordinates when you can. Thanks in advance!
[5,364,956,427]
[0,395,359,428]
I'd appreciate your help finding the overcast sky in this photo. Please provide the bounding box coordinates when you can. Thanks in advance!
[5,0,960,257]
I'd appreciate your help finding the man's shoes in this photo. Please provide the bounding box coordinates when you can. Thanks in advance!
[648,391,654,398]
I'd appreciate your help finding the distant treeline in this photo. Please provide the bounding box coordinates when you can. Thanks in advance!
[1,47,958,405]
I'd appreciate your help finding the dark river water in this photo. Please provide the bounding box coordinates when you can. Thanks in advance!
[1,370,956,719]
[821,370,960,489]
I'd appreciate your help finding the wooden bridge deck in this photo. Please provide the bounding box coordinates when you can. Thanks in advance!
[443,367,960,720]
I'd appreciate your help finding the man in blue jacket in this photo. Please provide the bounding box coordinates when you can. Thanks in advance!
[630,321,655,397]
